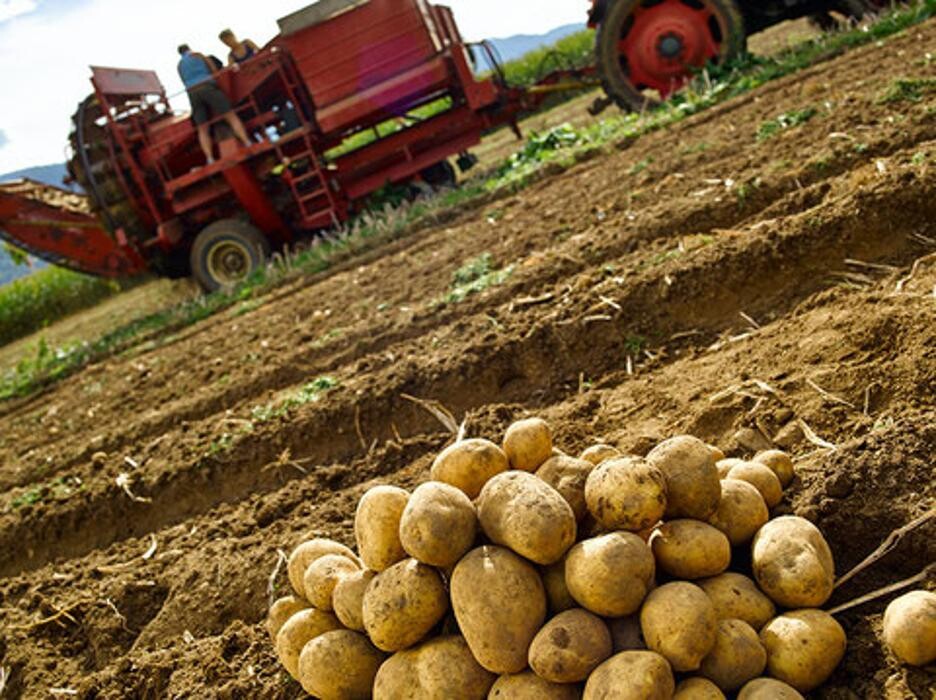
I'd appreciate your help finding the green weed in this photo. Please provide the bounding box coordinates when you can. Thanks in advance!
[877,77,936,103]
[250,376,339,423]
[438,254,513,306]
[757,107,819,141]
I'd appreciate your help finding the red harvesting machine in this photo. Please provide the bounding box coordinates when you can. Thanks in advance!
[0,0,889,291]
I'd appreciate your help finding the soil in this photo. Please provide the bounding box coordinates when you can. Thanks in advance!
[1,17,935,700]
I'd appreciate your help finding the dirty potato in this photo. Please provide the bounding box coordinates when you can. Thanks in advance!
[298,629,385,700]
[584,456,667,531]
[726,462,783,509]
[303,553,361,610]
[542,558,576,614]
[373,635,496,699]
[675,677,726,699]
[646,435,721,520]
[267,595,309,641]
[584,651,676,700]
[478,471,577,565]
[489,672,581,699]
[536,453,595,521]
[708,479,769,546]
[580,444,622,466]
[399,481,477,568]
[716,458,746,480]
[737,678,804,699]
[759,609,846,692]
[503,417,553,471]
[882,590,936,666]
[698,573,775,631]
[752,516,835,608]
[450,545,547,674]
[332,569,377,631]
[565,532,655,617]
[640,582,718,672]
[651,520,731,579]
[431,438,509,499]
[753,450,795,488]
[528,608,613,683]
[699,619,767,691]
[274,608,343,679]
[287,538,359,598]
[354,485,409,572]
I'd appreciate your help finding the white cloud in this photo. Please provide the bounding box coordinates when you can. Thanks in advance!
[0,0,587,173]
[0,129,8,149]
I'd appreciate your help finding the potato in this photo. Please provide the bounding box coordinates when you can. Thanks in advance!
[752,516,835,608]
[332,569,376,631]
[726,462,782,508]
[355,485,409,572]
[753,450,795,488]
[698,573,775,631]
[528,608,613,682]
[503,417,553,471]
[363,558,448,652]
[431,438,509,499]
[882,590,936,666]
[759,609,846,691]
[298,629,385,700]
[708,479,768,546]
[640,582,717,672]
[274,608,343,679]
[716,458,746,480]
[580,444,622,466]
[303,553,361,610]
[699,619,766,691]
[675,677,726,699]
[478,471,577,565]
[399,481,477,568]
[608,614,645,653]
[542,559,576,614]
[373,635,496,699]
[287,538,359,598]
[489,672,580,699]
[646,435,721,520]
[737,678,804,699]
[536,454,595,521]
[584,456,667,531]
[565,532,655,617]
[708,445,726,463]
[584,651,675,700]
[651,520,730,579]
[450,545,546,674]
[267,595,309,640]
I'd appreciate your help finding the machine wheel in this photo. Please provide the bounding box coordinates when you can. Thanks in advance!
[190,219,269,292]
[420,161,457,189]
[596,0,746,111]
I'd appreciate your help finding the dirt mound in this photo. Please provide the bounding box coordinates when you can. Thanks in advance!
[1,17,935,699]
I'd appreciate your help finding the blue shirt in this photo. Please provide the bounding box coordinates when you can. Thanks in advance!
[178,52,213,90]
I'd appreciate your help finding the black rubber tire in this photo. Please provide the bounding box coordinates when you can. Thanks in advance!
[596,0,746,112]
[190,219,269,292]
[420,161,457,189]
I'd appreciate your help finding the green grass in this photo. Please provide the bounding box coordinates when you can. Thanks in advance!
[877,77,936,103]
[0,263,123,345]
[757,107,820,141]
[3,0,935,401]
[497,30,595,87]
[437,253,513,306]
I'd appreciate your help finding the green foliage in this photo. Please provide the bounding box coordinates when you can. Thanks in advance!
[757,107,819,141]
[440,253,513,306]
[3,243,29,267]
[250,376,339,423]
[878,77,936,103]
[497,30,595,87]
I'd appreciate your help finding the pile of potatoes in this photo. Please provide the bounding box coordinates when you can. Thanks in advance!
[267,418,932,699]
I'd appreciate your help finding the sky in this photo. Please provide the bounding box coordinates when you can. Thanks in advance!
[0,0,589,174]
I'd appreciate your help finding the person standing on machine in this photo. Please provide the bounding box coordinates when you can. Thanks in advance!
[219,29,261,66]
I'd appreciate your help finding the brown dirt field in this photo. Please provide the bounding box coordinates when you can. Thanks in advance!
[1,17,935,700]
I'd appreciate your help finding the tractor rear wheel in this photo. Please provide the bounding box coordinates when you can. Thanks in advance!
[596,0,746,111]
[190,219,269,292]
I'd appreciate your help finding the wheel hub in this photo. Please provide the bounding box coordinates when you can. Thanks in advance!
[207,240,251,286]
[618,0,723,98]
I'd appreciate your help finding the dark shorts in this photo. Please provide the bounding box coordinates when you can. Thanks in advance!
[188,82,232,126]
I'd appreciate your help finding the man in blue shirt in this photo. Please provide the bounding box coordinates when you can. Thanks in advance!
[177,44,252,165]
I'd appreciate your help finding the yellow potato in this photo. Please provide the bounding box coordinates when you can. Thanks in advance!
[536,454,595,521]
[478,471,577,565]
[503,417,553,472]
[528,608,613,682]
[541,558,576,614]
[332,569,377,632]
[708,445,726,463]
[399,481,477,568]
[646,435,721,520]
[882,590,936,666]
[580,444,622,466]
[759,609,846,692]
[274,608,343,679]
[565,532,655,617]
[431,438,509,499]
[640,582,718,672]
[716,458,746,480]
[753,450,795,488]
[298,629,385,700]
[362,558,448,652]
[489,672,581,699]
[373,635,496,699]
[303,553,361,611]
[699,619,767,691]
[752,516,835,608]
[354,485,409,572]
[651,519,731,579]
[584,456,667,531]
[607,614,646,653]
[266,595,309,641]
[737,678,804,699]
[584,651,675,700]
[450,546,546,674]
[726,462,783,509]
[287,538,359,598]
[708,479,769,546]
[675,677,726,699]
[698,573,776,631]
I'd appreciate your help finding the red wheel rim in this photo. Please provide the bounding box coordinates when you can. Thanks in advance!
[618,0,727,98]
